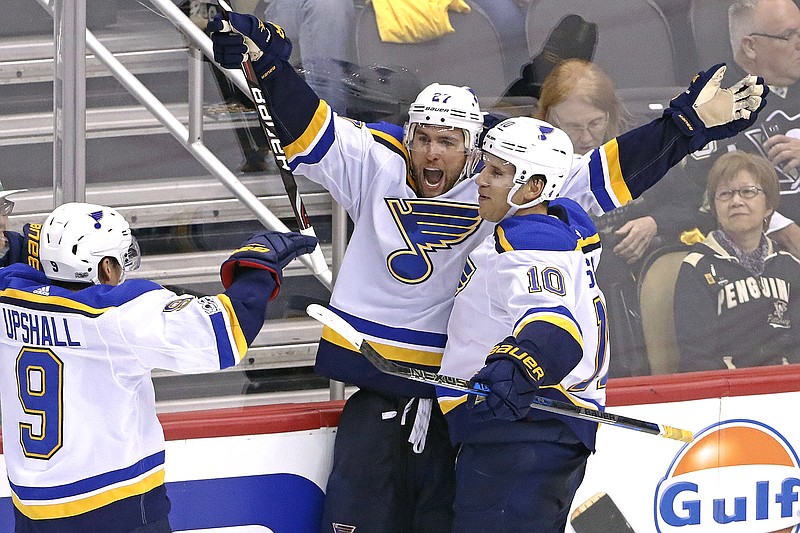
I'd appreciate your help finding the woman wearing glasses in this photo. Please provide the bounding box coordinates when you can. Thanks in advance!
[674,151,800,372]
[534,59,706,377]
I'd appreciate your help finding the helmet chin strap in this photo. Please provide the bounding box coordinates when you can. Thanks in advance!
[502,182,545,220]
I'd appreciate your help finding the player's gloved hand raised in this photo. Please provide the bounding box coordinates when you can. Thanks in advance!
[666,63,768,147]
[467,336,545,422]
[220,231,317,300]
[207,12,292,78]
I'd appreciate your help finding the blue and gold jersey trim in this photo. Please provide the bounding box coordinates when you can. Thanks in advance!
[576,233,601,254]
[320,306,446,367]
[514,306,584,349]
[495,200,601,255]
[0,289,113,318]
[437,390,469,415]
[538,384,604,413]
[589,139,633,212]
[283,100,334,169]
[0,272,161,318]
[368,124,415,189]
[215,293,248,368]
[11,451,165,520]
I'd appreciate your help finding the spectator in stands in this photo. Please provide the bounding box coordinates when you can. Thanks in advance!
[534,59,701,376]
[678,0,800,256]
[674,152,800,372]
[536,60,701,263]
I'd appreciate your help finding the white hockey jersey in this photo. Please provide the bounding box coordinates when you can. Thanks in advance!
[0,264,246,520]
[262,68,707,397]
[281,109,669,397]
[439,198,607,449]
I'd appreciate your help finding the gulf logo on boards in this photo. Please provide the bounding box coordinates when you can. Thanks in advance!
[655,420,800,532]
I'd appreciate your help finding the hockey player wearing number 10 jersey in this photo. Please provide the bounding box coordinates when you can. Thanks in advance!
[0,202,316,533]
[438,118,614,532]
[208,12,767,532]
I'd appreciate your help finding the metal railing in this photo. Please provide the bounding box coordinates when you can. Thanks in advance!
[21,0,351,405]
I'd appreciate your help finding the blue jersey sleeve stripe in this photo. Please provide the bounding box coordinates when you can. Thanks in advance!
[576,233,601,253]
[284,100,331,159]
[602,139,633,206]
[217,293,247,362]
[209,309,237,369]
[287,116,336,171]
[588,149,617,212]
[515,307,584,349]
[10,451,165,500]
[330,306,448,348]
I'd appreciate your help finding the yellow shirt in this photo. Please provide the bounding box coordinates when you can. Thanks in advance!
[371,0,471,43]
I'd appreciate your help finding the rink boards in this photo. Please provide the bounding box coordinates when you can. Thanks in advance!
[0,367,798,532]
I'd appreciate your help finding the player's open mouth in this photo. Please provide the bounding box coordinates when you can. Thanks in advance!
[423,168,444,189]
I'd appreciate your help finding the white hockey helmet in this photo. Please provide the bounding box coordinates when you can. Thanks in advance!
[481,117,574,211]
[40,202,140,285]
[404,83,484,180]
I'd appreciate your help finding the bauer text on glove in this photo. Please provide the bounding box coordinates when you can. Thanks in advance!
[467,336,546,422]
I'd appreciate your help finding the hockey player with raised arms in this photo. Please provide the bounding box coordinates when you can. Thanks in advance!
[0,202,316,533]
[438,117,613,532]
[208,12,767,532]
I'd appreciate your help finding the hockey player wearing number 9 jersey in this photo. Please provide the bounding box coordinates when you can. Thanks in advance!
[208,12,768,532]
[0,202,316,533]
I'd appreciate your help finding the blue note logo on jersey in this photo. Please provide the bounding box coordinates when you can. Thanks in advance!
[538,125,554,140]
[385,198,482,284]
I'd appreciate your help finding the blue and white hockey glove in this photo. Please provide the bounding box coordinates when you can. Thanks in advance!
[666,63,768,148]
[220,230,317,300]
[468,336,545,422]
[207,12,292,78]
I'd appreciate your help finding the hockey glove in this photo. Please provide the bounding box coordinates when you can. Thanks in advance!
[220,230,317,300]
[467,336,545,422]
[207,12,292,78]
[666,63,768,147]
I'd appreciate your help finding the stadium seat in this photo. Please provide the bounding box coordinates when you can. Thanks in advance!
[637,247,689,374]
[525,0,679,88]
[353,0,507,107]
[689,0,737,69]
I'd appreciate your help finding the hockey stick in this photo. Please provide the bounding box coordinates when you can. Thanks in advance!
[214,0,331,281]
[306,304,694,443]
